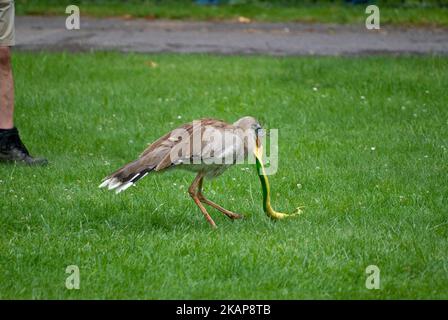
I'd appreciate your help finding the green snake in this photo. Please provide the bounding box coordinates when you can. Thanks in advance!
[254,143,303,220]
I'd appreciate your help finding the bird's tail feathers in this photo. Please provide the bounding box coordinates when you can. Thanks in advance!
[99,159,154,194]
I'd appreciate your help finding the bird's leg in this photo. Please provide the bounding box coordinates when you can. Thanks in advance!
[189,173,217,228]
[197,177,243,220]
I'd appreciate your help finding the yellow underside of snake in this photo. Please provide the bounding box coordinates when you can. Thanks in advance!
[254,144,303,220]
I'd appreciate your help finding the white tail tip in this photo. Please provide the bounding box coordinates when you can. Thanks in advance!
[115,181,133,194]
[99,178,112,188]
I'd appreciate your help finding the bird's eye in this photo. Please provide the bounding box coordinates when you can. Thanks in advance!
[255,127,264,137]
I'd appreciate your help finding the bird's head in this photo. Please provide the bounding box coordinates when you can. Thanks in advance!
[233,116,263,149]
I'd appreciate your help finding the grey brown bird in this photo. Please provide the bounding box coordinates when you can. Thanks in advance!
[99,116,262,228]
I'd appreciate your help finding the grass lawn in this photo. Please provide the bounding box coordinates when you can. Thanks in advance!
[16,0,448,27]
[0,52,447,299]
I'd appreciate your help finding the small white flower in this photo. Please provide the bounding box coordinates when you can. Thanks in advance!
[361,96,365,100]
[313,87,318,91]
[296,183,302,189]
[177,115,182,119]
[371,147,376,151]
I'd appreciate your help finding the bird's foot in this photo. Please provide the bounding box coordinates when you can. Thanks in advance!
[228,213,244,220]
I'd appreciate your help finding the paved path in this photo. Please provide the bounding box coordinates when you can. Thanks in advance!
[15,16,448,56]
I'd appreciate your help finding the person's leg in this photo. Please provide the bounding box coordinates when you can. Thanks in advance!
[0,46,14,129]
[0,0,15,129]
[0,0,47,165]
[0,48,47,165]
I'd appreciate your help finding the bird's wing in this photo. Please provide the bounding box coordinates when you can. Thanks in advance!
[100,118,236,193]
[196,126,244,165]
[151,118,236,171]
[101,121,200,183]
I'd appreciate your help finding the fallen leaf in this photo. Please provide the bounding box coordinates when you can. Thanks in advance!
[238,16,251,24]
[144,15,157,21]
[145,61,158,68]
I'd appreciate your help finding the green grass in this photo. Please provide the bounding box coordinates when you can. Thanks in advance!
[16,0,448,27]
[1,52,447,299]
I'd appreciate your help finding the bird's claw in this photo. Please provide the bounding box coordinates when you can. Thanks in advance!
[230,213,244,220]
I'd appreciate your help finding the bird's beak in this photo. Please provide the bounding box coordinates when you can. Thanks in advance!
[255,126,263,148]
[254,136,262,160]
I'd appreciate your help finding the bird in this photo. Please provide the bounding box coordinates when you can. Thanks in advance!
[99,116,263,228]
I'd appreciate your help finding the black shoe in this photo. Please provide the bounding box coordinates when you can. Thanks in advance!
[0,127,48,166]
